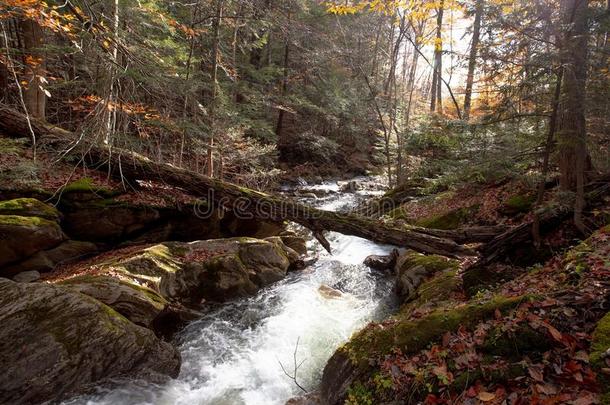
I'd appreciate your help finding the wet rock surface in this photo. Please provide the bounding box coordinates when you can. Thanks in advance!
[0,278,180,404]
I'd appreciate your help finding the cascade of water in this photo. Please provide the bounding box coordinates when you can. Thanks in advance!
[66,181,396,405]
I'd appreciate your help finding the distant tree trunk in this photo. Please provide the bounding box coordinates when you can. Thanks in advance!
[207,0,224,177]
[557,0,590,233]
[249,0,271,68]
[430,0,444,113]
[275,10,290,154]
[463,0,482,121]
[19,19,46,120]
[179,1,200,168]
[532,68,563,245]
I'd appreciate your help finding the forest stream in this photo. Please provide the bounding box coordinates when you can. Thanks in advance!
[65,180,398,405]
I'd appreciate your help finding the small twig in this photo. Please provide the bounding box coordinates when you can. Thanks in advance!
[278,337,307,393]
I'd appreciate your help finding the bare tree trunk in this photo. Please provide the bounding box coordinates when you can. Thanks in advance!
[207,0,224,178]
[275,9,290,156]
[19,19,46,120]
[430,1,444,113]
[557,0,590,233]
[463,0,482,121]
[532,68,563,245]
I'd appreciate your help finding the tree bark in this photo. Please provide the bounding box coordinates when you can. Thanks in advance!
[207,0,224,177]
[0,106,476,258]
[532,68,563,245]
[557,0,590,234]
[463,0,482,121]
[275,10,290,157]
[430,1,444,113]
[19,19,46,120]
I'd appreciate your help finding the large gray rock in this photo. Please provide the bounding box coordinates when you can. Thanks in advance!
[62,204,161,243]
[0,278,180,404]
[394,251,457,302]
[0,197,61,220]
[61,275,170,330]
[0,215,65,269]
[55,238,298,330]
[3,240,98,275]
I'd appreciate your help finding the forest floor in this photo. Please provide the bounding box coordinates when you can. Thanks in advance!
[332,177,610,405]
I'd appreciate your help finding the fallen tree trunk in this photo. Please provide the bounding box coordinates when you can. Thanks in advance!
[0,106,476,258]
[472,179,610,268]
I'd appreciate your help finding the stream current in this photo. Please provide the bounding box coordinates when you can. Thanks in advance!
[67,180,397,405]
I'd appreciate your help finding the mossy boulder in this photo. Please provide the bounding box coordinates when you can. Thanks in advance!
[394,251,458,302]
[591,312,610,400]
[0,198,60,220]
[60,178,118,199]
[61,275,170,330]
[60,238,297,308]
[0,213,65,269]
[320,295,527,405]
[0,278,180,404]
[414,205,478,230]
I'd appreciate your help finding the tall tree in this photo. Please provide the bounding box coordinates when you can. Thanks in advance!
[430,0,444,113]
[207,0,224,177]
[462,0,483,121]
[557,0,590,232]
[19,18,46,120]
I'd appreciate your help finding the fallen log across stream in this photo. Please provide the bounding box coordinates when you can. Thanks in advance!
[0,106,477,258]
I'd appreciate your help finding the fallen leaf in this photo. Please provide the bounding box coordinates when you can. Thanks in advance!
[529,366,544,382]
[477,391,496,402]
[536,383,557,395]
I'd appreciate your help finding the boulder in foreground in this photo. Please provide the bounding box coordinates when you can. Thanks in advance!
[0,278,180,404]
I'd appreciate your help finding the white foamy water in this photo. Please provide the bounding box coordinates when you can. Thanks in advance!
[65,188,396,405]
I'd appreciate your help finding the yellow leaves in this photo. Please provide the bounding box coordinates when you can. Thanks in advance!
[433,36,443,51]
[326,0,405,16]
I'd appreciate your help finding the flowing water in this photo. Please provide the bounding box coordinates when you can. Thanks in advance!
[67,181,397,405]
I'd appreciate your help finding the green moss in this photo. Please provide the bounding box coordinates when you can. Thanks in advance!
[0,198,59,220]
[399,253,458,274]
[415,205,478,230]
[61,177,117,197]
[342,295,528,368]
[416,270,459,303]
[345,381,374,405]
[0,214,56,227]
[591,312,610,395]
[0,138,25,155]
[61,275,168,307]
[504,194,535,214]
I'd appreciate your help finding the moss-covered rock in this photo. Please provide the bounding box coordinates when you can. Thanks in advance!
[58,238,297,308]
[591,312,610,400]
[60,177,118,199]
[0,198,60,220]
[0,213,65,270]
[61,275,170,330]
[0,278,180,404]
[320,295,527,404]
[414,205,478,230]
[394,251,458,302]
